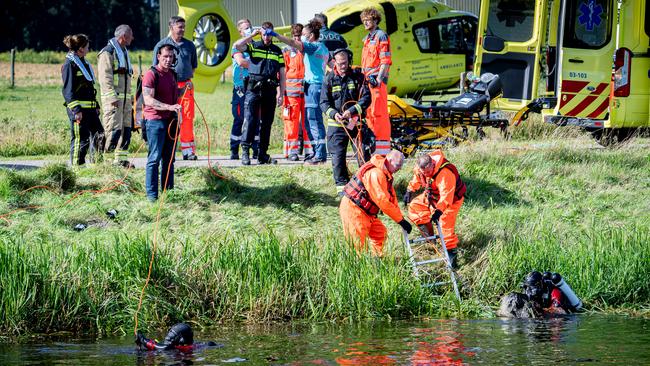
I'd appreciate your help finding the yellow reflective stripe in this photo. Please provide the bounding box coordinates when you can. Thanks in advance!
[67,100,81,108]
[353,103,362,115]
[78,101,97,108]
[327,119,344,128]
[347,82,356,90]
[73,122,80,165]
[325,108,336,117]
[102,91,117,97]
[251,50,282,62]
[332,86,341,92]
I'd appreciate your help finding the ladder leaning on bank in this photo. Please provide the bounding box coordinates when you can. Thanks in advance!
[402,219,461,301]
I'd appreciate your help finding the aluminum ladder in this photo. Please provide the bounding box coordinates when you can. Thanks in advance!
[402,219,461,300]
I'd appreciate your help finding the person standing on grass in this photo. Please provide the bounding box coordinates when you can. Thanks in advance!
[230,18,260,160]
[98,24,135,168]
[153,16,198,161]
[61,33,104,166]
[142,45,181,202]
[273,19,329,165]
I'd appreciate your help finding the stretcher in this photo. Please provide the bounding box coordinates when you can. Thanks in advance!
[389,73,510,157]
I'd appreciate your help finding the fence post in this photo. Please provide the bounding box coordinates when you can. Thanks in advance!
[10,48,16,88]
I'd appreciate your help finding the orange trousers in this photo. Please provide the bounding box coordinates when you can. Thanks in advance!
[282,96,312,157]
[178,80,195,157]
[339,197,387,256]
[367,82,391,155]
[407,192,464,249]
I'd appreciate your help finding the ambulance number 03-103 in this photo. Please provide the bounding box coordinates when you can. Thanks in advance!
[569,72,588,79]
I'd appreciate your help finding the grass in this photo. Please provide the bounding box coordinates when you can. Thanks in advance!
[0,64,649,336]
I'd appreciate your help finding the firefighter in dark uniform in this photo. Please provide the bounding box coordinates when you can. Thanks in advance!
[232,21,286,165]
[320,48,371,194]
[61,33,104,166]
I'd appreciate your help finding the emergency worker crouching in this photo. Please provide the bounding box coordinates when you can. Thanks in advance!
[61,33,105,166]
[403,150,466,268]
[319,48,371,193]
[233,21,286,165]
[339,150,412,256]
[97,24,135,168]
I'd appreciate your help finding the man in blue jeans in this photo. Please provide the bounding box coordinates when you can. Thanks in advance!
[274,18,329,165]
[142,45,182,201]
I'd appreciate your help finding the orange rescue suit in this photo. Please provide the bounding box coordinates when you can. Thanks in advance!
[282,46,311,157]
[407,150,465,249]
[361,28,392,155]
[340,155,404,256]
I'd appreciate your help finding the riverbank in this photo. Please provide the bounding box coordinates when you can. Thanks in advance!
[1,139,648,335]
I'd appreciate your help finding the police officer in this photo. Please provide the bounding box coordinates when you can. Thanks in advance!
[98,24,135,168]
[320,48,371,194]
[233,21,286,165]
[314,13,348,54]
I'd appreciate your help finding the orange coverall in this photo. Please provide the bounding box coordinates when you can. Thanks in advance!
[407,150,464,249]
[282,46,312,158]
[361,28,392,155]
[339,155,404,256]
[178,80,196,157]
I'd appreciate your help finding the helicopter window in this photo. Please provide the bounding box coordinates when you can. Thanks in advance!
[330,12,362,34]
[486,0,535,42]
[413,17,469,54]
[563,0,612,49]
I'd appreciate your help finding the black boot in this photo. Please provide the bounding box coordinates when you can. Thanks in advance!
[447,248,458,269]
[241,147,250,166]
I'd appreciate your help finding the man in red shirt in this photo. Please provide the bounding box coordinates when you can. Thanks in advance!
[142,45,181,201]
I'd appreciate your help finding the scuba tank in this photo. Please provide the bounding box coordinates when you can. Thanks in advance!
[551,273,582,311]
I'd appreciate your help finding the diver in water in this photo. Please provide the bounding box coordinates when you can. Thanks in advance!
[498,271,582,318]
[135,323,218,352]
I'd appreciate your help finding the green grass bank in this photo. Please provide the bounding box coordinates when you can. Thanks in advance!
[1,141,648,336]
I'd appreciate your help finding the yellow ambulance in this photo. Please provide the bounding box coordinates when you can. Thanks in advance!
[474,0,649,144]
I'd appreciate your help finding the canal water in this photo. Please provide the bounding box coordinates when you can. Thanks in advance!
[1,315,648,365]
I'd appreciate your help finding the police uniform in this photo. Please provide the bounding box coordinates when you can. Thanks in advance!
[241,40,284,164]
[97,38,133,165]
[61,52,104,166]
[320,64,371,189]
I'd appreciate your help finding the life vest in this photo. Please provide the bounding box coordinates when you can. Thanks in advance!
[343,161,383,216]
[427,159,466,203]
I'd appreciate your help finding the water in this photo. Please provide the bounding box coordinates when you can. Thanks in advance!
[1,315,648,365]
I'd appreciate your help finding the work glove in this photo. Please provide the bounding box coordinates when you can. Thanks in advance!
[263,29,278,37]
[398,219,412,234]
[367,74,379,88]
[431,209,443,223]
[403,190,413,206]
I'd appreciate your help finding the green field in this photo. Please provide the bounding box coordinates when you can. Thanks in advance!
[0,68,649,337]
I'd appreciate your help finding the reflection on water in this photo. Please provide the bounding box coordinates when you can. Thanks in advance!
[1,316,649,365]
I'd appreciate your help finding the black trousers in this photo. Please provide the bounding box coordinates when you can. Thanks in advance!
[326,125,371,186]
[241,84,276,159]
[67,108,104,165]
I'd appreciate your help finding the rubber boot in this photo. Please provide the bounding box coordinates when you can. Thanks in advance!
[447,248,458,269]
[241,147,251,166]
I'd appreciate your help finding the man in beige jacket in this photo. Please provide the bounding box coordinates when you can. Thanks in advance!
[98,24,135,167]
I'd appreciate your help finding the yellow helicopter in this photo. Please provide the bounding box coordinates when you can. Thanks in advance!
[178,0,477,96]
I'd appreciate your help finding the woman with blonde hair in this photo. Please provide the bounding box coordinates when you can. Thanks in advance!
[61,33,104,165]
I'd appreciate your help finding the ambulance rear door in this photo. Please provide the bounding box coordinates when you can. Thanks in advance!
[554,0,617,122]
[474,0,548,111]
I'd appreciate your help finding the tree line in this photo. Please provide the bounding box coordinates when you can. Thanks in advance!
[2,0,160,51]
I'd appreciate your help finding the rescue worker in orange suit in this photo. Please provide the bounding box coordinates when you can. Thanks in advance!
[340,150,412,256]
[360,7,392,156]
[281,23,312,161]
[61,33,104,166]
[153,16,198,160]
[319,48,371,194]
[403,150,466,268]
